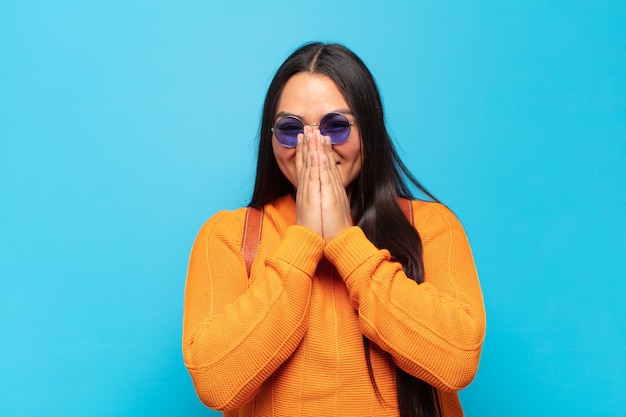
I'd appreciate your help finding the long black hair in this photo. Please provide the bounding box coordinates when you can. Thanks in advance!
[250,42,441,417]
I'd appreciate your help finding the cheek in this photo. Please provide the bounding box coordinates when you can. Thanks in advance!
[335,135,363,185]
[341,133,362,164]
[272,142,297,183]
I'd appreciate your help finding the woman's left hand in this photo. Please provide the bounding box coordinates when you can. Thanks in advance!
[316,131,353,243]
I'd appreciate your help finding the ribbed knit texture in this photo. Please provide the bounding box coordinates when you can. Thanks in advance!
[183,195,485,417]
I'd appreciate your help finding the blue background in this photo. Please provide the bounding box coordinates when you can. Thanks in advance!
[1,1,625,416]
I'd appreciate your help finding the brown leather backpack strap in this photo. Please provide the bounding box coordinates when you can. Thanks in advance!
[241,206,264,276]
[398,197,414,225]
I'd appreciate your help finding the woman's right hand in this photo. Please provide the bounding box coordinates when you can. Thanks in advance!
[295,127,323,237]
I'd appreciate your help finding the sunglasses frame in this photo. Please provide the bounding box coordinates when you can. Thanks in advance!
[271,112,356,148]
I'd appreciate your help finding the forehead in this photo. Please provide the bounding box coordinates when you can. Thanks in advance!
[276,73,350,120]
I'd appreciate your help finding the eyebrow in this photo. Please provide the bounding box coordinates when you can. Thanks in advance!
[274,108,354,122]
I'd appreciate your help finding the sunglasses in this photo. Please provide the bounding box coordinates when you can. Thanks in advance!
[271,112,356,148]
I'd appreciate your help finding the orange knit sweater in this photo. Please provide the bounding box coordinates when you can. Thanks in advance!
[183,195,485,417]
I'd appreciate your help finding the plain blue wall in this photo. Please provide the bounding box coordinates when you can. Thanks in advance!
[1,1,625,416]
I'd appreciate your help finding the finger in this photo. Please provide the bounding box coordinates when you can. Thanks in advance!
[318,133,346,208]
[295,133,305,172]
[309,149,321,182]
[316,132,332,186]
[295,137,304,191]
[320,134,343,191]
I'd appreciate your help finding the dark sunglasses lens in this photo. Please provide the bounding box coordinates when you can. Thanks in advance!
[320,113,352,144]
[274,117,303,147]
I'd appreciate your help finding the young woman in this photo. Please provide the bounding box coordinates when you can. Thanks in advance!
[183,42,486,417]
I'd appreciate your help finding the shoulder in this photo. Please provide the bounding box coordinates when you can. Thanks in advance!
[409,200,466,240]
[193,206,250,248]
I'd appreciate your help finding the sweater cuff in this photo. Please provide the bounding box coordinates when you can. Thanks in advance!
[273,225,325,275]
[324,226,380,279]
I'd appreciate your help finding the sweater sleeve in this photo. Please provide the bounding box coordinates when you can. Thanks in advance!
[182,210,325,411]
[323,202,486,392]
